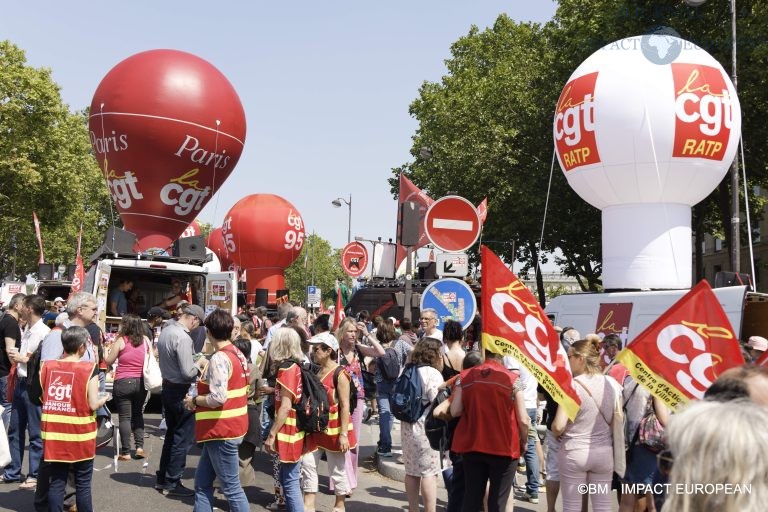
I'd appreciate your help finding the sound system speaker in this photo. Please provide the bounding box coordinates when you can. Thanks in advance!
[715,271,753,291]
[102,227,137,254]
[400,201,421,246]
[254,288,269,308]
[173,235,206,259]
[38,263,54,281]
[67,264,77,281]
[417,261,437,281]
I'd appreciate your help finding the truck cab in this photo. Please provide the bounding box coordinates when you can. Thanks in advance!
[84,250,237,334]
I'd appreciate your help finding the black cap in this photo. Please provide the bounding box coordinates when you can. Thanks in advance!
[147,307,171,320]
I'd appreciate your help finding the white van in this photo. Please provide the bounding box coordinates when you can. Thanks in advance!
[83,255,237,333]
[544,285,768,343]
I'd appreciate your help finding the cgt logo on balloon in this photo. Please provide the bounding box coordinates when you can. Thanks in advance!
[553,71,600,171]
[160,169,211,216]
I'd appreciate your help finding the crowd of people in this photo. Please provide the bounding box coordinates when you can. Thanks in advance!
[2,289,768,512]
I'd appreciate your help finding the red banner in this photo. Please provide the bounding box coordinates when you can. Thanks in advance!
[754,350,768,368]
[480,245,581,420]
[33,212,45,264]
[477,197,488,224]
[332,282,346,331]
[70,224,85,294]
[616,280,744,410]
[395,174,434,268]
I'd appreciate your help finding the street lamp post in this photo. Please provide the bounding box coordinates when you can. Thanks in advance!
[332,194,352,244]
[686,0,740,272]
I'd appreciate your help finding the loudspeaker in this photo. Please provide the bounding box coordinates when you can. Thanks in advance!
[417,261,437,281]
[102,227,137,254]
[67,264,77,281]
[715,271,753,291]
[400,201,421,246]
[173,235,206,259]
[38,263,54,281]
[254,288,269,308]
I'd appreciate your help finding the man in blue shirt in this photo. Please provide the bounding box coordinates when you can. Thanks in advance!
[108,279,133,317]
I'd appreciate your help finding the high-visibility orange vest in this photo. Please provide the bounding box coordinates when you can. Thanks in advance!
[195,344,249,442]
[313,367,357,452]
[40,360,97,463]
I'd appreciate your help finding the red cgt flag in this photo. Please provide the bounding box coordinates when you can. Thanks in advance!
[332,282,346,331]
[481,245,581,420]
[70,224,85,294]
[616,280,745,410]
[395,174,434,269]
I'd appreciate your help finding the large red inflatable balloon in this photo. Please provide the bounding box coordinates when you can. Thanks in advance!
[223,194,305,303]
[89,49,247,251]
[206,227,234,271]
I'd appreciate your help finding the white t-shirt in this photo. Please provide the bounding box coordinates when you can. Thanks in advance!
[18,318,51,378]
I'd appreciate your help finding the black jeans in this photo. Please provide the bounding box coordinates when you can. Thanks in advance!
[49,459,94,512]
[114,377,145,455]
[462,452,517,512]
[156,381,195,489]
[447,451,465,512]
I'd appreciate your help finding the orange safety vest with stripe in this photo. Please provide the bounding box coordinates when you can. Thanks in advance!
[40,360,97,463]
[313,367,357,452]
[195,344,249,442]
[275,363,315,463]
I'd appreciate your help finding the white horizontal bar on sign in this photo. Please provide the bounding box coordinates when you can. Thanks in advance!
[432,218,473,231]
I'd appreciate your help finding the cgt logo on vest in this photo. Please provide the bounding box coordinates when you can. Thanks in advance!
[672,63,736,160]
[656,320,734,399]
[554,71,601,171]
[45,371,75,412]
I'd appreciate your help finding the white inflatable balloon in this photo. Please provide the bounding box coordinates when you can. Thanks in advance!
[553,34,740,289]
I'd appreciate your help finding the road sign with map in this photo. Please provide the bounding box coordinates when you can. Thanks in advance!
[419,278,477,331]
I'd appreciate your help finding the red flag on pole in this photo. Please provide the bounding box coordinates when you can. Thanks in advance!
[616,280,745,410]
[395,174,434,269]
[755,350,768,368]
[332,281,346,331]
[481,245,581,420]
[33,212,45,264]
[477,197,488,224]
[70,224,86,294]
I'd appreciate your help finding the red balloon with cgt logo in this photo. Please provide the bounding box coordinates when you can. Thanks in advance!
[89,49,247,252]
[223,194,305,304]
[179,219,202,239]
[206,227,234,272]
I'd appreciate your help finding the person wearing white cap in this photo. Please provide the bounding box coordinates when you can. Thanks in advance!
[301,332,357,512]
[747,336,768,362]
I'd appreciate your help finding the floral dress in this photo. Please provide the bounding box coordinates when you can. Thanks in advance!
[401,365,444,477]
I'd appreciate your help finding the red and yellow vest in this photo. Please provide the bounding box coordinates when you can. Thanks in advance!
[40,360,97,463]
[195,344,249,442]
[313,367,357,452]
[275,363,315,463]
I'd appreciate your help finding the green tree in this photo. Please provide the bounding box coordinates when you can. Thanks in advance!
[283,233,345,307]
[0,40,114,279]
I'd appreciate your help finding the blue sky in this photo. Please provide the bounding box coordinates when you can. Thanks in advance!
[2,1,557,264]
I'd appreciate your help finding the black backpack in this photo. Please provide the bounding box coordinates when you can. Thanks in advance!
[27,327,60,405]
[377,346,401,381]
[332,366,358,414]
[424,387,456,452]
[282,360,330,434]
[392,363,426,423]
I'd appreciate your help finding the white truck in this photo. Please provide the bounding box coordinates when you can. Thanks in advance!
[544,285,768,343]
[83,252,237,333]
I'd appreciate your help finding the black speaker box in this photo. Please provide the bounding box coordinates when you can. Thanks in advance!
[173,235,206,259]
[254,288,269,308]
[400,201,421,246]
[417,261,437,281]
[715,271,753,290]
[67,264,77,281]
[102,227,137,254]
[38,263,54,281]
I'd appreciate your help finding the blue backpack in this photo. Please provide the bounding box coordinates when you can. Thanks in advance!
[392,363,426,423]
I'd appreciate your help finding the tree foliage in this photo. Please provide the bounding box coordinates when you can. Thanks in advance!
[395,0,768,294]
[283,233,345,307]
[0,40,114,280]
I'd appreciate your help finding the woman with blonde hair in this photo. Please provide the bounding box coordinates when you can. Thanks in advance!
[662,399,768,512]
[552,337,618,512]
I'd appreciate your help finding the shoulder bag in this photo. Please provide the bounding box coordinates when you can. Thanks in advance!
[142,338,162,391]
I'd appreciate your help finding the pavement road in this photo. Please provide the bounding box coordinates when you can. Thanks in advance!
[0,410,573,511]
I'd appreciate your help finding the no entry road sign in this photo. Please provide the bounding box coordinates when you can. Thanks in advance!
[424,195,481,253]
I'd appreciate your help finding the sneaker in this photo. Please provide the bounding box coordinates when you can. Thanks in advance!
[164,483,195,497]
[376,449,393,457]
[154,482,166,491]
[19,478,37,490]
[265,500,286,511]
[135,448,146,459]
[1,475,22,484]
[524,493,539,504]
[158,418,167,432]
[118,454,131,461]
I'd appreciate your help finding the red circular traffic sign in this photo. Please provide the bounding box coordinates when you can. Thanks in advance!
[424,196,481,253]
[341,241,368,277]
